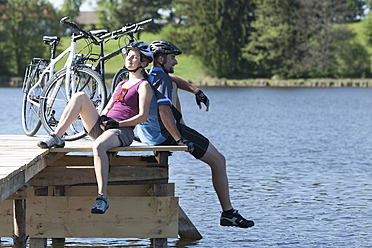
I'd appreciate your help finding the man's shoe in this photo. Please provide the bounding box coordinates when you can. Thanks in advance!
[37,134,65,148]
[220,209,254,228]
[91,195,109,214]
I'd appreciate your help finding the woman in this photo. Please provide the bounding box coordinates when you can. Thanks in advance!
[37,41,154,214]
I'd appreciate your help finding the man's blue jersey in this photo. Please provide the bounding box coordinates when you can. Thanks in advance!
[134,67,174,145]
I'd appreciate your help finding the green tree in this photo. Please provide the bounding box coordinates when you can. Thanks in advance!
[246,0,356,78]
[60,0,83,20]
[292,0,353,78]
[170,0,254,77]
[96,0,170,33]
[244,0,298,78]
[0,0,60,76]
[332,29,371,78]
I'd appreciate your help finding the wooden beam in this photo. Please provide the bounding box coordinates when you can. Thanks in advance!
[49,145,187,153]
[49,155,160,167]
[27,165,168,186]
[26,196,178,238]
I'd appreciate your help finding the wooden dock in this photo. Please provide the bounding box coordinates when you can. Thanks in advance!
[0,135,202,248]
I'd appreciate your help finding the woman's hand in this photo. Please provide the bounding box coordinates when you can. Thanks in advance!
[99,115,119,130]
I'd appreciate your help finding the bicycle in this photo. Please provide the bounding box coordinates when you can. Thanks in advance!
[85,19,153,96]
[38,18,152,141]
[22,17,109,138]
[21,36,60,136]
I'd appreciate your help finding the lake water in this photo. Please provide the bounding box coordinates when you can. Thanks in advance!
[0,87,371,247]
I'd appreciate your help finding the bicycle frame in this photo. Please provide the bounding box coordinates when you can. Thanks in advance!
[27,34,79,113]
[44,33,93,115]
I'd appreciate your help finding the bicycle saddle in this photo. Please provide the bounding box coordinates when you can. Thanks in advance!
[43,36,61,45]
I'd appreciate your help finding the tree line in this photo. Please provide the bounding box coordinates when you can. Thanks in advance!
[1,0,372,79]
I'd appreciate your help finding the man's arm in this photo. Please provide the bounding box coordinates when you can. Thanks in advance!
[170,74,199,94]
[158,104,182,142]
[170,74,209,111]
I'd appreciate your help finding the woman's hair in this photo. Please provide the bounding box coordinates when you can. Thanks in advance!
[139,53,150,79]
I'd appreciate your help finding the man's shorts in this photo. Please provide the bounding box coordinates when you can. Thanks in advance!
[86,119,134,147]
[162,123,209,159]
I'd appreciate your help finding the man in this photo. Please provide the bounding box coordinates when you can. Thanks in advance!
[135,40,254,228]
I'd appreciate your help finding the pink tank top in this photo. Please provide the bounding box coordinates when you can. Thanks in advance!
[107,79,147,128]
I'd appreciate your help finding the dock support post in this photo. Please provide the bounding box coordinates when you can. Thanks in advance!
[151,151,169,248]
[13,199,26,248]
[151,182,168,248]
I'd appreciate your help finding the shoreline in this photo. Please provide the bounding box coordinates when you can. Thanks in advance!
[2,78,372,88]
[192,78,372,88]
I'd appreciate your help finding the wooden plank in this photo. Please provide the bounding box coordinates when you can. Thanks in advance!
[29,238,47,248]
[64,184,175,197]
[49,145,187,153]
[0,184,176,237]
[49,155,159,167]
[27,165,168,186]
[148,186,202,240]
[26,196,178,238]
[0,169,25,203]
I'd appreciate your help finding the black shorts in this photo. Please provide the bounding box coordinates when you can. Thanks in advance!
[161,123,209,159]
[86,119,134,147]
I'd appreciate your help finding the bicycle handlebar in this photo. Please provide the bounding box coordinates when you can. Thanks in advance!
[100,19,153,41]
[60,17,99,45]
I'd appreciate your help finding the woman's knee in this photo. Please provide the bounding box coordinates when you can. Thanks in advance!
[92,140,108,155]
[72,92,89,103]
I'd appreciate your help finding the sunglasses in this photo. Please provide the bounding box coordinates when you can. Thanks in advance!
[116,88,128,101]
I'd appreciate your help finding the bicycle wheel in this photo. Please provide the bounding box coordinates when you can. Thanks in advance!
[39,66,107,141]
[21,63,48,136]
[111,68,129,95]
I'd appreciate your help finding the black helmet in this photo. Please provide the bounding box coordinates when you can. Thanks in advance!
[150,40,182,56]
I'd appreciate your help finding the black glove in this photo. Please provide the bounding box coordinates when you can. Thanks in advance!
[177,137,195,154]
[99,115,110,125]
[99,115,119,130]
[195,90,209,110]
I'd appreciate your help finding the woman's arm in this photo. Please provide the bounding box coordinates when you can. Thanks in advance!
[117,81,153,127]
[102,83,122,115]
[101,98,113,116]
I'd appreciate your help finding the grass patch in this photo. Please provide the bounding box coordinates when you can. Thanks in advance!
[56,32,206,83]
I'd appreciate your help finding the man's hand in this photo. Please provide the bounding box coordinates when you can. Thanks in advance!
[99,115,119,130]
[195,90,209,111]
[177,137,195,153]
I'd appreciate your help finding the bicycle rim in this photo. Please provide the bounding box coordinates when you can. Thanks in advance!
[40,67,107,141]
[21,67,44,136]
[111,68,129,95]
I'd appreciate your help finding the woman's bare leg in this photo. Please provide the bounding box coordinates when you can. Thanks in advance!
[54,92,99,137]
[92,131,122,197]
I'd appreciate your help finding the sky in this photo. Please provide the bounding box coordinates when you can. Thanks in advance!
[49,0,97,12]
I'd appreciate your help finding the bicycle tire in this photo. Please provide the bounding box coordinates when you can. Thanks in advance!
[111,68,129,95]
[21,63,47,136]
[39,66,107,141]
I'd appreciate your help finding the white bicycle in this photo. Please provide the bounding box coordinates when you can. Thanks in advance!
[22,17,108,140]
